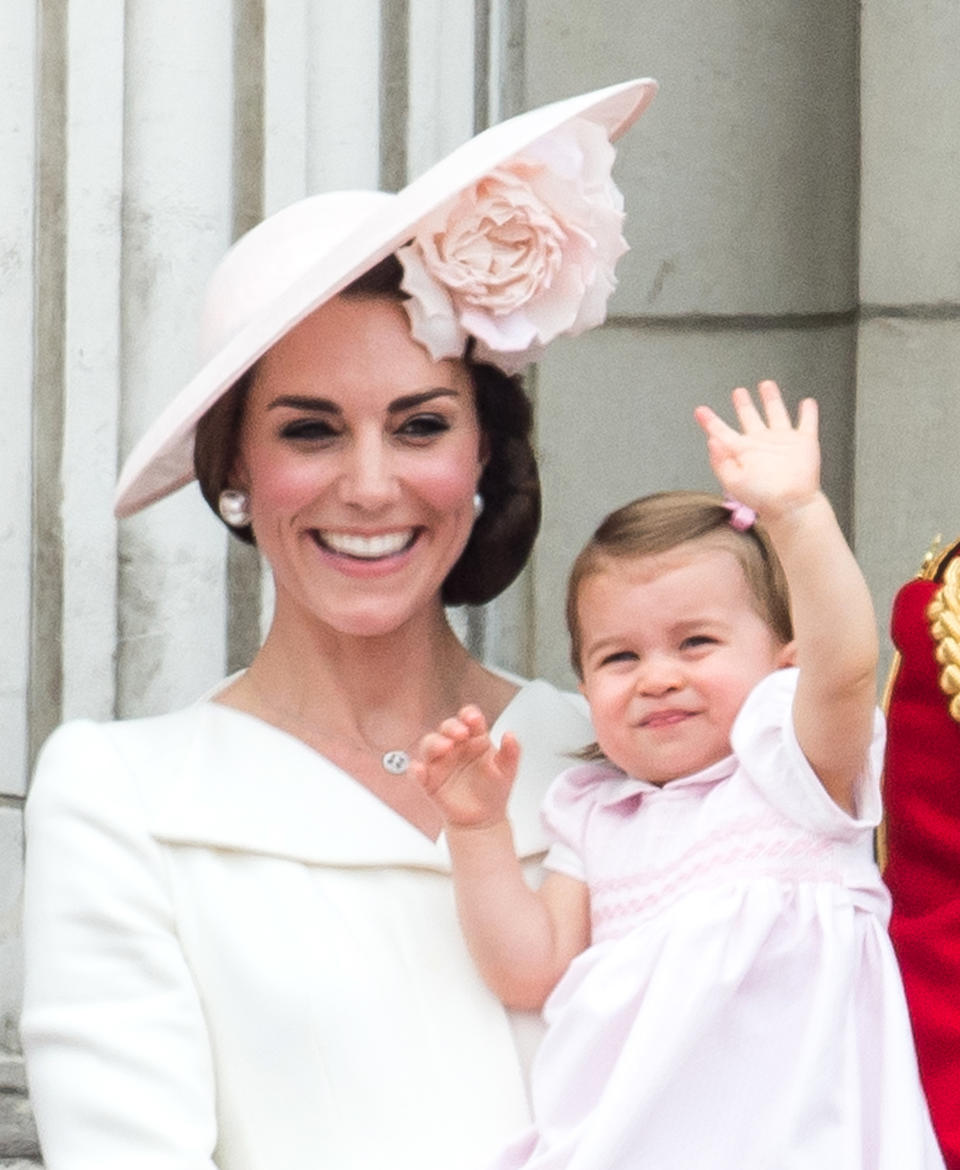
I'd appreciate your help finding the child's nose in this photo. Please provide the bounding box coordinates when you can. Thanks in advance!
[636,655,682,696]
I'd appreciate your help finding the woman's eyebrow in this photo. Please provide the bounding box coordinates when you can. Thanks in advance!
[267,395,340,413]
[388,388,460,413]
[265,388,461,414]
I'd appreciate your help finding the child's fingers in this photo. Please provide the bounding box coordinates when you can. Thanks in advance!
[456,704,490,736]
[730,385,765,433]
[756,380,793,429]
[436,707,483,743]
[407,758,428,788]
[409,736,454,799]
[494,731,521,778]
[418,730,458,765]
[796,396,819,435]
[694,405,740,448]
[693,404,720,435]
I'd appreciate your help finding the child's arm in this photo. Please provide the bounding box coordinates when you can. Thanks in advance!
[695,380,878,815]
[411,706,590,1010]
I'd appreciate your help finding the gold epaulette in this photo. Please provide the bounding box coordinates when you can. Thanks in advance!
[881,534,960,716]
[877,533,960,871]
[927,550,960,725]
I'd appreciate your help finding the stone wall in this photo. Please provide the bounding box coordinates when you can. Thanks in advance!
[3,0,958,1163]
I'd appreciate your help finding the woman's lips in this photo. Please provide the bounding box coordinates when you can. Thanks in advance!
[312,529,418,560]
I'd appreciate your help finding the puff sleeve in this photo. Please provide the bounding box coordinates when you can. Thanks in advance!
[20,721,219,1170]
[731,667,884,840]
[540,762,626,881]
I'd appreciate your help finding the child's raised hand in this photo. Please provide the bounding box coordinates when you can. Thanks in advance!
[694,380,821,523]
[410,705,520,830]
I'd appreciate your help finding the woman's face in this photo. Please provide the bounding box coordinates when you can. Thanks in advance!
[234,294,485,638]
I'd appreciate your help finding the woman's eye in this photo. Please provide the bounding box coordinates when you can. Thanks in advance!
[398,413,451,439]
[279,418,338,441]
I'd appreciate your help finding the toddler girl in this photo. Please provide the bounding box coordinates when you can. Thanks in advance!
[412,381,944,1169]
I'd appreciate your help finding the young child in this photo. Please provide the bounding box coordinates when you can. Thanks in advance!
[412,381,944,1169]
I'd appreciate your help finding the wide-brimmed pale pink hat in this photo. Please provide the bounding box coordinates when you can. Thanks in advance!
[114,77,658,518]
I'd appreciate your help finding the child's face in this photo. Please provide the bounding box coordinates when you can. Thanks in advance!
[576,542,794,784]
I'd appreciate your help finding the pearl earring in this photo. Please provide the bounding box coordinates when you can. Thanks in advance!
[218,488,251,527]
[473,492,484,520]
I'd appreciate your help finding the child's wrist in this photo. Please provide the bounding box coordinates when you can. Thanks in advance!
[444,816,512,839]
[757,489,831,533]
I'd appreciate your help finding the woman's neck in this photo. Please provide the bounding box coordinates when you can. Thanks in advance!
[215,598,519,840]
[221,596,512,755]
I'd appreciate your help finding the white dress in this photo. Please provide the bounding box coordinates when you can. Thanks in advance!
[21,679,592,1170]
[491,668,945,1170]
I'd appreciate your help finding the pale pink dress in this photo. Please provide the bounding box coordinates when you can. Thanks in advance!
[490,668,944,1170]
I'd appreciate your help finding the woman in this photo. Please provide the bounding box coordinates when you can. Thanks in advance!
[20,78,657,1170]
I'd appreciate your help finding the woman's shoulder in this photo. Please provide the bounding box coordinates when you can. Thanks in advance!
[37,703,212,773]
[498,678,595,793]
[494,677,595,857]
[499,676,591,738]
[29,703,221,822]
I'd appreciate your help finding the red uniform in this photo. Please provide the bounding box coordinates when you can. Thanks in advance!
[883,537,960,1169]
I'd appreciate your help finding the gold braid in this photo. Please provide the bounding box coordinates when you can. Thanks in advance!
[877,536,960,870]
[927,554,960,724]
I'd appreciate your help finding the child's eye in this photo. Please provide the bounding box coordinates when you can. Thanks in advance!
[279,418,339,442]
[681,635,717,651]
[398,413,451,439]
[598,650,638,667]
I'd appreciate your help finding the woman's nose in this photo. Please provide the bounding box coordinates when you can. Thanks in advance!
[337,434,399,509]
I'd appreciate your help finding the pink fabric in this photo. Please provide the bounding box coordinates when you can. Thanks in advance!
[488,669,944,1170]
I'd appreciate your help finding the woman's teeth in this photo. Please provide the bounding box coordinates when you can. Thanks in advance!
[318,530,414,559]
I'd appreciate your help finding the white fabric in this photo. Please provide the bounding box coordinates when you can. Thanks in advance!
[492,668,945,1170]
[21,679,592,1170]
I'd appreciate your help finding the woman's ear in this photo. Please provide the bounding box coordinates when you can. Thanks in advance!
[776,639,798,668]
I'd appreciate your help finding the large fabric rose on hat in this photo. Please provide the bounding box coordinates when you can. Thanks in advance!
[397,118,629,375]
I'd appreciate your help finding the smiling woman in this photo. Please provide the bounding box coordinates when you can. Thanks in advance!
[227,296,484,634]
[19,79,659,1170]
[194,256,543,609]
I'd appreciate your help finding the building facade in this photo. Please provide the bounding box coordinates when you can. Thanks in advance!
[2,1,958,1162]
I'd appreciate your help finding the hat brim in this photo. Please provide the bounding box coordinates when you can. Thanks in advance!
[114,77,658,518]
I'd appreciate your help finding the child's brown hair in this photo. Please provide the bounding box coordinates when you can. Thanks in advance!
[566,491,794,679]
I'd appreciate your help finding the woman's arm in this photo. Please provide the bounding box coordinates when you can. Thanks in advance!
[21,721,219,1170]
[412,707,590,1010]
[695,381,879,815]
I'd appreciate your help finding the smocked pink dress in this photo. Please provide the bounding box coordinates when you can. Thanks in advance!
[490,668,944,1170]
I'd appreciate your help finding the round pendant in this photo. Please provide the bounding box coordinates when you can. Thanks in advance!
[382,749,410,775]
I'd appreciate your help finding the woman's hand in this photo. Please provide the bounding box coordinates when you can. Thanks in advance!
[694,379,821,524]
[410,706,520,830]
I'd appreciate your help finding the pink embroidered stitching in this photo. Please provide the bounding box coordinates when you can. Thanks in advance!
[587,823,836,942]
[589,813,786,896]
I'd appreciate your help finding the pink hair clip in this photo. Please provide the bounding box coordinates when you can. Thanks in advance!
[723,498,756,532]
